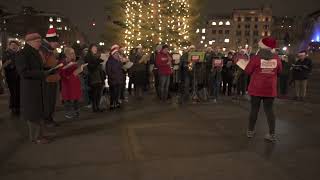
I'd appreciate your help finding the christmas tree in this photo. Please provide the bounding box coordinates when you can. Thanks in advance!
[124,0,193,51]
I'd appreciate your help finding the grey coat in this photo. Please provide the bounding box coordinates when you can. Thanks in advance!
[15,44,46,122]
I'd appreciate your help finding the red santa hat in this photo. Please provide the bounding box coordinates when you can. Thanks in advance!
[45,28,59,42]
[110,44,120,55]
[258,37,277,50]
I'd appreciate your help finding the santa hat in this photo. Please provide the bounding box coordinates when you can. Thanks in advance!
[45,28,59,42]
[258,37,277,50]
[110,44,120,55]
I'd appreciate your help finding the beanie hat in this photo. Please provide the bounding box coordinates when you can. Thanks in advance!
[110,44,120,55]
[258,37,277,50]
[25,32,41,42]
[46,28,59,42]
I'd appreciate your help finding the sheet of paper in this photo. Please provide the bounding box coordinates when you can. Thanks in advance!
[236,59,249,70]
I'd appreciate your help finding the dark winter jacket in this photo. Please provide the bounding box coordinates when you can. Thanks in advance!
[280,60,291,77]
[222,57,235,78]
[2,49,19,80]
[15,44,46,122]
[245,49,282,97]
[85,54,105,86]
[292,58,312,80]
[106,55,124,86]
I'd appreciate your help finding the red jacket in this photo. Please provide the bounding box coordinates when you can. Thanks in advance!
[156,51,172,76]
[59,63,82,100]
[245,55,282,97]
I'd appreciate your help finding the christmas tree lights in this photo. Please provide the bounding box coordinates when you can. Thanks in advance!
[124,0,191,51]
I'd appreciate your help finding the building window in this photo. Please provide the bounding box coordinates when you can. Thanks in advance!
[219,21,223,26]
[237,17,241,22]
[264,25,269,30]
[254,24,258,29]
[202,36,206,40]
[225,30,230,34]
[226,21,231,26]
[212,30,217,34]
[265,17,269,22]
[265,31,268,36]
[212,22,217,25]
[49,17,53,22]
[200,40,203,44]
[255,17,259,22]
[238,24,241,29]
[245,17,252,22]
[202,28,206,33]
[237,39,241,44]
[196,29,200,33]
[245,24,250,29]
[49,24,54,28]
[218,30,223,34]
[236,31,242,36]
[57,27,62,30]
[253,39,258,43]
[64,26,68,30]
[253,31,259,36]
[245,30,250,36]
[57,17,62,23]
[224,38,230,43]
[246,39,249,44]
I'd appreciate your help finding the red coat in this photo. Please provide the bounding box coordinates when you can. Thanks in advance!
[245,55,282,97]
[59,63,82,100]
[156,51,172,76]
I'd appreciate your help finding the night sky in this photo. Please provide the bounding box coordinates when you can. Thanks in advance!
[1,0,319,42]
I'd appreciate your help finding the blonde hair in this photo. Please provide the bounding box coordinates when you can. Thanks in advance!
[64,47,75,55]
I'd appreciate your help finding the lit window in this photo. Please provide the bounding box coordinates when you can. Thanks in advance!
[202,28,206,33]
[64,26,68,30]
[49,24,54,28]
[196,29,200,33]
[202,36,206,40]
[204,44,208,47]
[219,21,223,26]
[49,17,53,22]
[200,40,203,44]
[224,39,230,43]
[212,22,217,26]
[57,17,62,22]
[226,21,231,26]
[209,41,213,45]
[57,27,62,30]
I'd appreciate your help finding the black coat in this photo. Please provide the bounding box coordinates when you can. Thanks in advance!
[2,49,19,82]
[292,58,312,80]
[106,56,124,86]
[86,54,105,86]
[15,44,46,122]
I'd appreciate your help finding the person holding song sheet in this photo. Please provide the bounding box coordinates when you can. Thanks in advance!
[245,37,282,143]
[59,48,83,119]
[211,57,223,103]
[156,45,172,102]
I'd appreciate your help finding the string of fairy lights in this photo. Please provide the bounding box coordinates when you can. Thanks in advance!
[124,0,191,52]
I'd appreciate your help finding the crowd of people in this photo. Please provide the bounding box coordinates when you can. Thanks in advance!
[0,28,314,144]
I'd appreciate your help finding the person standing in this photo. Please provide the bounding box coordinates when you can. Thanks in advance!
[85,44,105,112]
[106,45,124,110]
[211,56,223,103]
[2,40,20,115]
[222,52,235,96]
[233,49,249,99]
[149,44,162,98]
[279,55,291,99]
[16,31,56,144]
[59,47,83,119]
[245,37,282,142]
[39,28,61,127]
[156,45,172,102]
[292,50,312,101]
[179,45,195,103]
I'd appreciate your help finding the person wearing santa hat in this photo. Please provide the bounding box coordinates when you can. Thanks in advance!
[106,44,124,110]
[245,37,282,143]
[292,50,313,101]
[39,28,61,127]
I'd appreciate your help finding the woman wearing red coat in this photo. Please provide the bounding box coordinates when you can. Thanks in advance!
[59,47,84,119]
[245,37,282,142]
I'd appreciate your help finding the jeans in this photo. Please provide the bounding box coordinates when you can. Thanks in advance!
[109,84,121,107]
[212,79,221,100]
[248,96,276,134]
[295,80,308,98]
[159,75,170,101]
[64,100,79,118]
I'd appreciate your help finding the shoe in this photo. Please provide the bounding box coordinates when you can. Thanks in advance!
[264,134,276,143]
[86,104,92,108]
[213,99,217,103]
[247,130,255,138]
[33,137,50,144]
[65,115,74,119]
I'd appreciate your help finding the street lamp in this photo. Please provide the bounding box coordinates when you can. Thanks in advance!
[282,46,288,51]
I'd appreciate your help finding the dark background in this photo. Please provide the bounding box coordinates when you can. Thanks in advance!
[1,0,319,42]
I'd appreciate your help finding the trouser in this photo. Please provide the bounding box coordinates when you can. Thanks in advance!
[82,76,91,105]
[90,84,103,111]
[64,100,80,118]
[128,79,133,95]
[153,70,160,98]
[222,76,233,96]
[27,120,44,142]
[236,74,247,96]
[248,96,276,134]
[295,80,308,98]
[212,79,221,99]
[109,84,121,106]
[6,74,20,111]
[279,75,289,96]
[159,75,170,101]
[43,82,58,122]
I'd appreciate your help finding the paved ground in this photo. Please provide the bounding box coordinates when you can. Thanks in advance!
[0,60,319,180]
